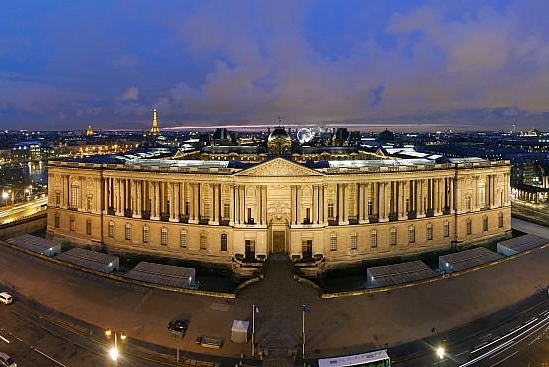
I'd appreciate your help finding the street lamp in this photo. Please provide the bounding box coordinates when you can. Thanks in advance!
[436,346,445,366]
[105,328,127,365]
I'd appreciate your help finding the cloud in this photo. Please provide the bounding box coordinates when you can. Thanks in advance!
[121,86,139,102]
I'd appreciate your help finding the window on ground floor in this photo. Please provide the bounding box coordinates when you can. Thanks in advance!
[370,230,377,248]
[143,225,149,243]
[221,233,228,251]
[108,221,114,237]
[125,223,131,240]
[350,232,358,250]
[330,232,337,251]
[390,227,397,246]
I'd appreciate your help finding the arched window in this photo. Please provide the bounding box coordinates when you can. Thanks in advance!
[108,221,114,237]
[443,220,450,238]
[180,230,187,248]
[200,232,207,249]
[370,230,377,248]
[408,225,415,243]
[426,223,433,240]
[330,233,337,251]
[70,182,80,209]
[142,225,149,243]
[390,227,397,246]
[125,223,132,240]
[350,232,358,250]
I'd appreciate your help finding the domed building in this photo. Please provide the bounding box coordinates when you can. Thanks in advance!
[267,126,292,155]
[377,129,395,144]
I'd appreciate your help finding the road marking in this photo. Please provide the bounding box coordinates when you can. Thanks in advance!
[0,334,10,343]
[471,317,538,354]
[490,350,518,367]
[454,350,468,357]
[33,346,68,367]
[459,315,549,367]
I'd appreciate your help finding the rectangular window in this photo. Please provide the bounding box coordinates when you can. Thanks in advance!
[143,226,149,243]
[247,207,254,224]
[498,213,504,228]
[221,234,228,251]
[367,201,373,215]
[370,231,377,248]
[330,234,337,251]
[86,220,92,235]
[125,223,131,240]
[443,221,450,238]
[328,203,335,219]
[390,229,397,246]
[200,235,207,249]
[54,214,60,228]
[223,203,230,219]
[408,226,415,243]
[185,201,190,215]
[108,221,114,237]
[483,217,488,231]
[466,221,472,235]
[427,224,433,240]
[70,216,76,231]
[161,228,168,245]
[55,192,61,207]
[204,203,210,219]
[86,195,93,212]
[180,230,187,248]
[350,233,358,250]
[466,196,472,211]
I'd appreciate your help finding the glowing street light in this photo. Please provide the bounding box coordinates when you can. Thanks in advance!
[105,328,127,365]
[436,346,445,366]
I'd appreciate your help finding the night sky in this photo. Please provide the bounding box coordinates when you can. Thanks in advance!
[1,1,548,131]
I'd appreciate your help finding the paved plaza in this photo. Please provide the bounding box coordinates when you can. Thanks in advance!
[0,218,548,363]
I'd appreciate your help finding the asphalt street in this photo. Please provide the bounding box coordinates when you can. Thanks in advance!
[0,217,548,366]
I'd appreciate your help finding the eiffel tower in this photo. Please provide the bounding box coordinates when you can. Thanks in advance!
[150,108,160,135]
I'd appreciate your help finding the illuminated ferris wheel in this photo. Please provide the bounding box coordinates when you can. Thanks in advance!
[297,128,313,144]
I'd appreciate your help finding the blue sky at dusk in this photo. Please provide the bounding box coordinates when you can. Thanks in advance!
[0,0,548,131]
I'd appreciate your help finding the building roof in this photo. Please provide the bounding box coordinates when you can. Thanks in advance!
[439,247,502,272]
[124,261,196,289]
[56,248,118,272]
[5,234,56,254]
[367,260,436,287]
[497,234,549,253]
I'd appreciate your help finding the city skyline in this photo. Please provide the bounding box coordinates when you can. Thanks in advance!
[1,0,548,131]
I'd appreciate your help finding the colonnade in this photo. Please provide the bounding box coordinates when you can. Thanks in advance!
[54,172,511,228]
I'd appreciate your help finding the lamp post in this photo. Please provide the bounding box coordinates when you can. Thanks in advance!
[105,328,127,366]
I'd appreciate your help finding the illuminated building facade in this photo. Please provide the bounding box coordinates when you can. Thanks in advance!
[47,128,512,274]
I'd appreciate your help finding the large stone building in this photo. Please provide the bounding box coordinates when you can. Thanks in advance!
[47,126,512,276]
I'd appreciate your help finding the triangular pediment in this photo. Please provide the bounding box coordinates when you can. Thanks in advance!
[236,158,323,176]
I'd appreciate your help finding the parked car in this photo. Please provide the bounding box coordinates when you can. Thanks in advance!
[0,293,12,305]
[0,352,16,367]
[167,319,188,333]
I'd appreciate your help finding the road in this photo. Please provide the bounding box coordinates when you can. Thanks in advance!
[0,196,48,224]
[0,217,549,366]
[0,299,170,367]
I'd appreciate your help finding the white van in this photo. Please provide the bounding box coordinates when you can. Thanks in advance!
[0,292,12,305]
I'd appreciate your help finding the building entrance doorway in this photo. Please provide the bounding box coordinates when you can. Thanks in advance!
[272,231,285,253]
[269,216,289,254]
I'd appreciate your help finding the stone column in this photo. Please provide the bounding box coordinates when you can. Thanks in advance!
[262,185,267,225]
[320,184,326,224]
[312,185,318,224]
[239,185,245,225]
